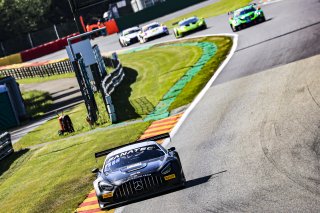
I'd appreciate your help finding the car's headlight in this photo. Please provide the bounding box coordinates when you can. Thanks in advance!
[99,181,114,191]
[161,163,172,175]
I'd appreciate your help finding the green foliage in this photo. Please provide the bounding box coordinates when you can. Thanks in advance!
[0,0,71,40]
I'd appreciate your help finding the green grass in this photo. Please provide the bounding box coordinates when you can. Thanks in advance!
[119,46,202,106]
[169,36,232,110]
[22,90,53,118]
[14,94,111,150]
[14,45,202,149]
[17,73,75,84]
[0,121,150,213]
[14,37,231,149]
[164,0,252,28]
[3,36,233,213]
[113,45,202,121]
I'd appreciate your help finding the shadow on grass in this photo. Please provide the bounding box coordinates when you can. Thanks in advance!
[111,67,141,122]
[0,149,29,176]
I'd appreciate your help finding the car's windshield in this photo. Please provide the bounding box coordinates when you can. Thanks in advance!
[122,28,140,36]
[234,7,256,17]
[179,17,199,26]
[104,145,165,172]
[143,24,160,32]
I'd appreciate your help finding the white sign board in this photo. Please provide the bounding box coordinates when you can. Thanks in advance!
[66,39,96,66]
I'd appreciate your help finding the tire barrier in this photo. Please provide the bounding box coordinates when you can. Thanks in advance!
[0,58,73,79]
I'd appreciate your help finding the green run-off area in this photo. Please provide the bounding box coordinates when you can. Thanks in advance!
[2,36,232,213]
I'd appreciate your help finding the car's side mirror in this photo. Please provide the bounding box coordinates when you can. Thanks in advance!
[92,168,100,174]
[168,147,176,152]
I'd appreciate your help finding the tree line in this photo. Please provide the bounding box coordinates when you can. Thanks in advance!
[0,0,73,41]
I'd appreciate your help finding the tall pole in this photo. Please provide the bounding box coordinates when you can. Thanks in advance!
[67,0,86,34]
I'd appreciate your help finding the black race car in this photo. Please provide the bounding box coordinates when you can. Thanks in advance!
[92,133,186,210]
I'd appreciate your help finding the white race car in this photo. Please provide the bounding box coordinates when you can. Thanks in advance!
[118,26,141,47]
[138,22,169,43]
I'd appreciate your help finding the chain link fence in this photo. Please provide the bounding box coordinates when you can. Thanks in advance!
[0,21,78,57]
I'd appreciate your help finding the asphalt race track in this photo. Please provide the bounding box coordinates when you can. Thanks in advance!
[119,0,320,212]
[26,0,320,211]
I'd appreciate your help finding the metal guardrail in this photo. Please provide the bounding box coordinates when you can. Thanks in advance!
[102,59,124,96]
[0,132,13,160]
[101,58,125,123]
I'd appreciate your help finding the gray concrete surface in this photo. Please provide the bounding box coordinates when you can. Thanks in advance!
[123,50,320,213]
[120,0,320,212]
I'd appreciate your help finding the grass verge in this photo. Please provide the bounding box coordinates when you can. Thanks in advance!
[14,93,110,150]
[164,0,252,28]
[5,35,233,213]
[0,122,150,213]
[169,36,232,110]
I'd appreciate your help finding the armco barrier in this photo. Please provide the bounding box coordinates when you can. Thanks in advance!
[102,58,125,123]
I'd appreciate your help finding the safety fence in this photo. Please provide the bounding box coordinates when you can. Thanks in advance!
[101,58,125,123]
[0,58,73,80]
[0,132,13,160]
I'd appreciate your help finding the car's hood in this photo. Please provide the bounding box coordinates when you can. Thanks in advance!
[121,32,139,39]
[103,157,166,184]
[237,11,255,20]
[145,27,163,34]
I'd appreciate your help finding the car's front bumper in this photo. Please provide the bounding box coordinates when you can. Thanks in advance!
[96,171,184,210]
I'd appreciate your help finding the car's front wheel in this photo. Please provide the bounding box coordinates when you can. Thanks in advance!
[119,40,124,47]
[202,23,207,30]
[230,24,236,32]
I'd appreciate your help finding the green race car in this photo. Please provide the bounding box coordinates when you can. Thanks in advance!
[173,16,207,38]
[228,4,266,32]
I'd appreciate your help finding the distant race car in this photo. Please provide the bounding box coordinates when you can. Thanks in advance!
[138,22,169,43]
[92,133,186,210]
[118,26,141,47]
[228,3,266,32]
[173,16,207,38]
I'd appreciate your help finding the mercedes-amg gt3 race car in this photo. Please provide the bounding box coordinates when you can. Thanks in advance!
[118,26,141,47]
[173,16,207,38]
[228,3,266,32]
[92,133,186,210]
[138,22,169,43]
